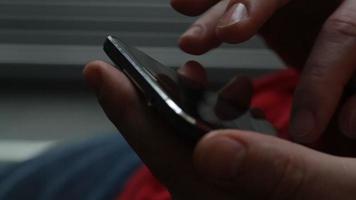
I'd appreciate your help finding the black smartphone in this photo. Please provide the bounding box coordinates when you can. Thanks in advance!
[104,35,276,141]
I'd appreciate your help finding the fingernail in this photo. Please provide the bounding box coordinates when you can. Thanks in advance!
[196,136,245,180]
[290,110,316,143]
[181,25,204,38]
[218,3,248,28]
[178,61,207,90]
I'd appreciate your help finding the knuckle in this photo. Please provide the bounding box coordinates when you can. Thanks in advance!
[295,65,330,105]
[324,15,356,38]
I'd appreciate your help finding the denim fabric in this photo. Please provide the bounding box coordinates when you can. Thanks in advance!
[0,133,141,200]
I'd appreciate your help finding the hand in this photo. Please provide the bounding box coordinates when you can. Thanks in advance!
[172,0,356,144]
[84,61,356,199]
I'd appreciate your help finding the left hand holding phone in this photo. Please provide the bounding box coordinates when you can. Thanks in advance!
[83,60,356,200]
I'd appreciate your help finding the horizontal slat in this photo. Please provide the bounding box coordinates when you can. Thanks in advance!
[0,4,181,19]
[0,30,180,46]
[0,18,189,32]
[0,0,169,5]
[0,30,266,48]
[0,44,283,69]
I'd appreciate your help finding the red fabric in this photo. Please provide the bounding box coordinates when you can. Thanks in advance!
[252,68,299,139]
[118,68,300,200]
[118,166,171,200]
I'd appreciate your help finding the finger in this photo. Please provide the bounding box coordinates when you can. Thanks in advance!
[339,95,356,139]
[179,0,229,55]
[83,61,195,188]
[177,60,208,90]
[290,0,356,143]
[194,130,356,199]
[171,0,220,16]
[83,61,142,124]
[214,75,253,120]
[216,0,290,43]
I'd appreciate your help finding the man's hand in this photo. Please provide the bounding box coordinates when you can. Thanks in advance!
[84,61,356,199]
[172,0,356,144]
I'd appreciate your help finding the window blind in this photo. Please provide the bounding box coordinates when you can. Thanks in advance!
[0,0,282,75]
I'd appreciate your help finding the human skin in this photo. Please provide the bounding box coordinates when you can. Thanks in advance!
[83,61,356,200]
[82,0,356,198]
[173,0,356,144]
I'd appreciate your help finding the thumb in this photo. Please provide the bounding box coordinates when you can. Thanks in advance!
[194,130,356,199]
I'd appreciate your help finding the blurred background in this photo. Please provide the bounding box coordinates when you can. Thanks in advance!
[0,0,282,164]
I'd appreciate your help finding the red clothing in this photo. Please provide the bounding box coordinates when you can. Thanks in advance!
[118,68,299,200]
[252,68,299,139]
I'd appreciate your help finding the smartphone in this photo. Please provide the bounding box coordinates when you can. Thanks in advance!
[104,35,276,141]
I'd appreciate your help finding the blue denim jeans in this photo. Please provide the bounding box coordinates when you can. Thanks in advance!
[0,133,141,200]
